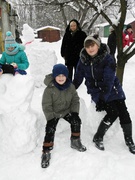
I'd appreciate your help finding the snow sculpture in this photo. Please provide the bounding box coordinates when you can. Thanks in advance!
[0,74,38,156]
[22,23,35,45]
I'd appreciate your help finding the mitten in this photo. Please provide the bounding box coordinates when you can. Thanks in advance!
[1,64,15,75]
[15,69,27,75]
[96,99,105,112]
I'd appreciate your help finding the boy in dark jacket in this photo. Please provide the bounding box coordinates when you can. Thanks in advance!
[41,64,86,168]
[73,34,135,154]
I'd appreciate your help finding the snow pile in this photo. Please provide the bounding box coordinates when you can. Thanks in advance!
[26,40,58,87]
[0,74,38,156]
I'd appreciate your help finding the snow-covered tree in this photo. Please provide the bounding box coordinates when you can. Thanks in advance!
[7,0,135,84]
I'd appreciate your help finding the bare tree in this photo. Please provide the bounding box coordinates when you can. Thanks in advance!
[83,0,135,84]
[8,0,135,84]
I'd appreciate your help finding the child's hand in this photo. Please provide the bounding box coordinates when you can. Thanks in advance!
[11,63,18,68]
[125,35,129,40]
[0,68,3,75]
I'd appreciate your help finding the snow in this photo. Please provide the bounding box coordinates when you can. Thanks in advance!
[36,26,60,32]
[22,24,35,45]
[0,27,135,180]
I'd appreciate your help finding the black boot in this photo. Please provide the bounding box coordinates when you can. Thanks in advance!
[121,123,135,154]
[71,137,86,152]
[93,120,111,151]
[41,151,51,168]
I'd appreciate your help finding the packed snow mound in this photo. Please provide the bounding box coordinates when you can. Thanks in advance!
[0,74,38,156]
[26,40,58,87]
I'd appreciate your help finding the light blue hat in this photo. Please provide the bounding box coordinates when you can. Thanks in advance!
[5,31,18,48]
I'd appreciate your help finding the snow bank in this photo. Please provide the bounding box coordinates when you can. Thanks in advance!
[0,74,38,156]
[26,40,58,87]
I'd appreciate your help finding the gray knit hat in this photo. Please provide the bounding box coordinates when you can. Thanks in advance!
[5,31,18,48]
[84,34,101,47]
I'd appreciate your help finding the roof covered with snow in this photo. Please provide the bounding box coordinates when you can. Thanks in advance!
[36,26,60,32]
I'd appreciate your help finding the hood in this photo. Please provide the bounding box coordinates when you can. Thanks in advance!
[19,44,25,51]
[44,73,54,87]
[80,43,109,65]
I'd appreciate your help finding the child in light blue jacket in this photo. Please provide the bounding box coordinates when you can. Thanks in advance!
[0,31,29,75]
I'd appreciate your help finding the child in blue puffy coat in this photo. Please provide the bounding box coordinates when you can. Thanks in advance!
[73,34,135,154]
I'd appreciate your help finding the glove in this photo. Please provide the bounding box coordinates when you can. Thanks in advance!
[1,64,15,75]
[96,99,105,112]
[64,112,78,120]
[64,112,81,124]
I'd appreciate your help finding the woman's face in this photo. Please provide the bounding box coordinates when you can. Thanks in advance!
[70,21,77,32]
[55,74,66,85]
[85,43,99,57]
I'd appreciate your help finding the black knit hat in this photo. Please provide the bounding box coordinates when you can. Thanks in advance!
[52,64,69,78]
[126,24,132,30]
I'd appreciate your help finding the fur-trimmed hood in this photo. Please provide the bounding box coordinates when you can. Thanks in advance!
[80,43,110,65]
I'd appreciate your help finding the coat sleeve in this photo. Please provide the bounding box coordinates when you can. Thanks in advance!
[70,85,80,113]
[98,56,116,102]
[73,59,85,89]
[107,33,116,55]
[17,51,29,70]
[0,53,6,64]
[42,87,55,121]
[61,33,68,58]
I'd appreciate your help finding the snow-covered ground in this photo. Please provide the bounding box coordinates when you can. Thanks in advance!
[0,34,135,180]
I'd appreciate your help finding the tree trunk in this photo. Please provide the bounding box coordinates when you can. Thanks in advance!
[116,64,125,86]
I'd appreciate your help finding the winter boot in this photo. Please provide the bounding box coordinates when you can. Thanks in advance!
[41,151,51,168]
[41,142,53,168]
[93,120,112,151]
[121,123,135,154]
[71,137,86,152]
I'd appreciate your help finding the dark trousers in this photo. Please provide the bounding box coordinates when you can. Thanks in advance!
[103,99,131,125]
[44,114,81,146]
[66,65,77,81]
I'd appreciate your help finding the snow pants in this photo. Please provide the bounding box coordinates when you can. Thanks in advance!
[43,113,81,151]
[103,99,131,125]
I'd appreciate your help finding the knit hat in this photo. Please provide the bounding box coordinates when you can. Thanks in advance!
[5,31,19,55]
[126,24,132,30]
[5,31,18,48]
[84,34,101,47]
[52,64,69,78]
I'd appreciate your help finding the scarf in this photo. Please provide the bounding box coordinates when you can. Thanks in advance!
[53,79,71,91]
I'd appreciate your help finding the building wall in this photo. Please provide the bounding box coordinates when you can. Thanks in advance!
[38,29,60,42]
[0,0,17,53]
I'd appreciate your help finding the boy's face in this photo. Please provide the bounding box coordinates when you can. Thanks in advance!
[55,74,66,85]
[85,43,99,57]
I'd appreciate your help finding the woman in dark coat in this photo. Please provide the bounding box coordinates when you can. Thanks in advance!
[61,19,87,80]
[73,34,135,154]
